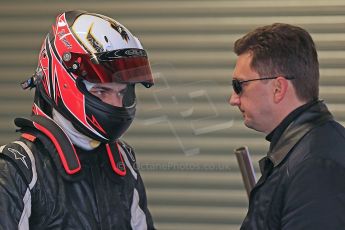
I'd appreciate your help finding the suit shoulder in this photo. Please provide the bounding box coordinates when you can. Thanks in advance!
[0,139,37,189]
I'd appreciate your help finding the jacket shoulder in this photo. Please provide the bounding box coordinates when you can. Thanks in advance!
[286,119,345,174]
[308,120,345,165]
[0,138,37,189]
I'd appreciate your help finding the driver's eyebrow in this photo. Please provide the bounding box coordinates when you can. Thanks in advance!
[90,86,111,91]
[91,84,127,93]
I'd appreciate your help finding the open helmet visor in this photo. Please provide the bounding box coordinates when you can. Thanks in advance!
[63,48,154,88]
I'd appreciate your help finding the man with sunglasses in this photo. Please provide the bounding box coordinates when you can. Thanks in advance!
[230,23,345,229]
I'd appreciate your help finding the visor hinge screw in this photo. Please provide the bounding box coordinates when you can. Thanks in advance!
[69,62,80,72]
[62,52,72,62]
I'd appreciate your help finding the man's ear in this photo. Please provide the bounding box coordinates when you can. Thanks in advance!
[273,76,289,103]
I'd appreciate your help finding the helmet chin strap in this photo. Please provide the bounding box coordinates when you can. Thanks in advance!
[52,109,100,150]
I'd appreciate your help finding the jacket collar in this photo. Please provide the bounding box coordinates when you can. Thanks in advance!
[266,100,333,167]
[266,100,317,149]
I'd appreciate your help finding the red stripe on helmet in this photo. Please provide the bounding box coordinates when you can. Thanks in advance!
[86,115,107,135]
[32,103,50,117]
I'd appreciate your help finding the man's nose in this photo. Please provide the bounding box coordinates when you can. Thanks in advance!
[229,92,240,106]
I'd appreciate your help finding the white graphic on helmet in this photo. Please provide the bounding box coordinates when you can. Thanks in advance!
[109,21,130,42]
[57,29,72,49]
[72,15,139,54]
[87,23,104,52]
[57,18,67,27]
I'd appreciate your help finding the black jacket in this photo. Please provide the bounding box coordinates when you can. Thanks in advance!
[241,101,345,229]
[0,116,155,230]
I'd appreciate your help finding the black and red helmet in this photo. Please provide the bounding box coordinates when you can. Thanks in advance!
[32,10,154,142]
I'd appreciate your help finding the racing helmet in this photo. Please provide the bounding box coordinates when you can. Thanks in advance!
[31,10,154,142]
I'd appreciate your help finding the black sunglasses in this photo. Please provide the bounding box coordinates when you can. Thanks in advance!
[232,76,295,95]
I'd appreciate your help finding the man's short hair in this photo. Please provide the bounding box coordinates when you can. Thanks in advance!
[234,23,319,102]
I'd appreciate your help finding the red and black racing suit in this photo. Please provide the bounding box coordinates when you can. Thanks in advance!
[0,116,155,230]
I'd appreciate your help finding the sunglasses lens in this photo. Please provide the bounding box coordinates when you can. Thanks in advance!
[232,80,242,94]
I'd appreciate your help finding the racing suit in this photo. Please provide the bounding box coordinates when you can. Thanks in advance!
[0,115,155,230]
